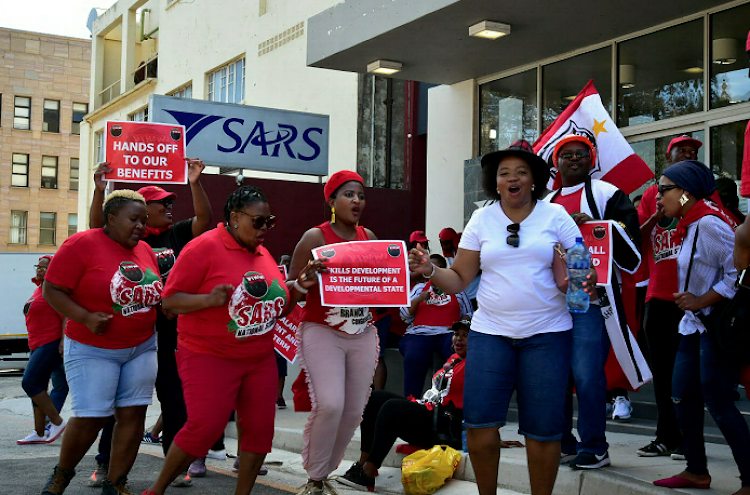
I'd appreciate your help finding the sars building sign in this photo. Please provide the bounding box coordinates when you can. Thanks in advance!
[149,95,329,176]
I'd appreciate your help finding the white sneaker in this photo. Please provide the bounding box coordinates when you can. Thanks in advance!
[612,396,632,421]
[207,448,227,460]
[46,418,67,443]
[17,430,50,444]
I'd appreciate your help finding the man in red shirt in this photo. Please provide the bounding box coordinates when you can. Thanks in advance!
[636,134,702,459]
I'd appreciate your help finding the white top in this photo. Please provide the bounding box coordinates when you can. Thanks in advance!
[459,200,581,338]
[677,215,737,336]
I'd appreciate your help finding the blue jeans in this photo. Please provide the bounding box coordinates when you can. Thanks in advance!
[561,305,610,455]
[464,329,572,441]
[22,338,68,412]
[672,332,750,486]
[399,332,454,398]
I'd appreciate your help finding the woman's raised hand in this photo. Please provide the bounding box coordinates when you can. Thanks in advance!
[297,259,329,290]
[408,248,433,276]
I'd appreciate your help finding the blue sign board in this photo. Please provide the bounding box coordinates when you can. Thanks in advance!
[149,95,329,176]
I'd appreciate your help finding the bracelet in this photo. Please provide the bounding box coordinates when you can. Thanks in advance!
[424,263,437,279]
[293,280,309,294]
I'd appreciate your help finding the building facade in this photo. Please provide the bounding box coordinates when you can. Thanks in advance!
[308,0,750,240]
[0,28,90,253]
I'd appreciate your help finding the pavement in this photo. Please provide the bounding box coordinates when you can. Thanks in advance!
[1,372,747,495]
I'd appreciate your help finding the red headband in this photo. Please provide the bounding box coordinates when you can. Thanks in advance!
[553,134,597,168]
[324,170,364,200]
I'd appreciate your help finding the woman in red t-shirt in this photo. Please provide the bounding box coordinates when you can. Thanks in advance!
[18,255,68,446]
[40,190,163,495]
[143,186,317,495]
[288,171,379,495]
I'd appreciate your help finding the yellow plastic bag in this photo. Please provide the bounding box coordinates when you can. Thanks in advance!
[401,445,462,495]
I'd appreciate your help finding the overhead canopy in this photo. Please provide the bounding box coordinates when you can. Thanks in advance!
[307,0,726,85]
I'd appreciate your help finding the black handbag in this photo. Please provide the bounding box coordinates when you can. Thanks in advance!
[684,225,750,365]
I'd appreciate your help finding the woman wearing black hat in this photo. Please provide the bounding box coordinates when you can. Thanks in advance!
[409,140,594,495]
[652,161,750,494]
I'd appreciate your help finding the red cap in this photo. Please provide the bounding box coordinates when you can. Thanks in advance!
[667,135,703,154]
[137,186,177,202]
[553,134,597,168]
[324,170,364,200]
[439,228,457,240]
[409,230,429,243]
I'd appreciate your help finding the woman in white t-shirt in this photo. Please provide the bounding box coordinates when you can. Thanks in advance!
[409,140,592,495]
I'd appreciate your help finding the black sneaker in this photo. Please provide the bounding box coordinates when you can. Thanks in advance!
[670,446,686,460]
[569,451,611,470]
[87,463,109,487]
[277,396,287,410]
[636,440,671,457]
[335,464,375,492]
[41,465,76,495]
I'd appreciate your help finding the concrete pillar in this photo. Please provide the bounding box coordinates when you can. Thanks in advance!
[78,122,93,228]
[121,8,137,95]
[425,80,474,243]
[92,34,105,108]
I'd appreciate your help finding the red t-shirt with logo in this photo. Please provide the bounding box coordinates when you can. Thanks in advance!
[24,285,64,351]
[638,185,680,302]
[44,229,162,349]
[302,222,373,334]
[163,224,289,361]
[413,282,460,328]
[552,186,585,216]
[741,121,750,198]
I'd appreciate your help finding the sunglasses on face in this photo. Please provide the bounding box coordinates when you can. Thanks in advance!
[239,212,277,230]
[558,150,591,161]
[506,223,520,248]
[657,184,680,195]
[148,199,174,208]
[34,265,47,270]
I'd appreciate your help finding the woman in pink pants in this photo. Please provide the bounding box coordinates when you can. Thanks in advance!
[289,171,379,495]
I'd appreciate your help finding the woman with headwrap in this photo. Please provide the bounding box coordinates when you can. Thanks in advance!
[652,160,750,494]
[18,255,68,445]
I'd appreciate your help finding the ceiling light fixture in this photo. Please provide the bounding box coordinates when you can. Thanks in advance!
[367,60,402,75]
[619,64,636,89]
[469,20,511,40]
[683,67,704,74]
[713,38,739,65]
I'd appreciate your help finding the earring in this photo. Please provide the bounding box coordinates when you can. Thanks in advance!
[679,193,689,206]
[356,221,359,227]
[532,185,536,191]
[331,206,336,224]
[234,224,239,229]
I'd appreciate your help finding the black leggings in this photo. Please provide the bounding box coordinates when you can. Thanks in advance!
[361,390,435,468]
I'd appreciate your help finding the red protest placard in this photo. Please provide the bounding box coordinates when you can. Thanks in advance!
[312,240,410,307]
[579,221,613,286]
[278,265,288,280]
[104,121,187,184]
[273,303,302,363]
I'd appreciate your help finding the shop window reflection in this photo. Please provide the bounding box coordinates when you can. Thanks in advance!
[479,68,537,156]
[618,19,704,127]
[542,48,612,129]
[710,4,750,109]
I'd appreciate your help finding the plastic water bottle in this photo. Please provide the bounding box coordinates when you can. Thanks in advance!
[566,237,590,314]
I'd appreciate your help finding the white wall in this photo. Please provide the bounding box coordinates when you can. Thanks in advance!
[425,80,474,244]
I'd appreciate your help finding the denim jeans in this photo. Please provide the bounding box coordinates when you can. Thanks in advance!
[464,329,572,441]
[22,338,68,412]
[399,332,454,399]
[672,332,750,486]
[561,304,610,455]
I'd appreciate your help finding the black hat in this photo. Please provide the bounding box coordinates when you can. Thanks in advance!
[451,317,472,332]
[481,140,550,191]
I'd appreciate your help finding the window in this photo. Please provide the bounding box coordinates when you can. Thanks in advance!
[72,103,88,135]
[629,130,706,195]
[14,96,31,130]
[43,100,60,133]
[39,213,56,245]
[10,211,28,244]
[95,131,105,163]
[170,84,192,98]
[70,158,79,191]
[542,48,612,129]
[128,107,148,122]
[41,156,58,189]
[208,57,245,103]
[709,4,750,109]
[68,214,78,238]
[12,153,29,187]
[479,68,538,155]
[617,19,704,127]
[710,119,749,183]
